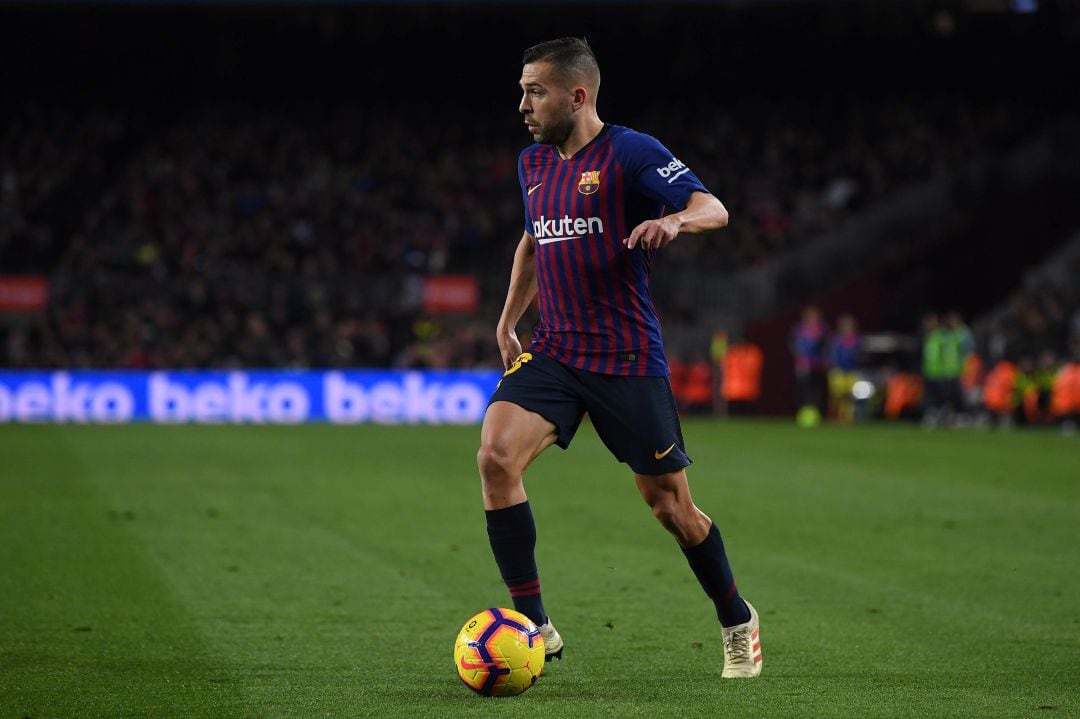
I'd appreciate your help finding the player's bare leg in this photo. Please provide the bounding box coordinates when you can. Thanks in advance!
[477,400,557,510]
[634,469,711,547]
[635,470,762,677]
[477,400,564,661]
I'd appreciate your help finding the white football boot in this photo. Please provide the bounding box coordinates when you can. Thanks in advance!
[539,620,564,662]
[721,600,762,678]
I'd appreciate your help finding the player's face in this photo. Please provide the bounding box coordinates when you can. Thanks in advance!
[519,62,575,146]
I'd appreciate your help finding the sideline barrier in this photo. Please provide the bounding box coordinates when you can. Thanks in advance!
[0,370,502,424]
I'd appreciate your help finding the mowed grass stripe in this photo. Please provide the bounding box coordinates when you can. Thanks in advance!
[52,425,488,715]
[0,425,250,718]
[675,422,1079,716]
[1,422,1076,718]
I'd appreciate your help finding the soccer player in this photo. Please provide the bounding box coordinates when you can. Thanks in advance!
[828,313,862,423]
[476,37,761,678]
[791,305,829,426]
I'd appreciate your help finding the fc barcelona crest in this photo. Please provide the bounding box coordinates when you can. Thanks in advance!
[578,170,600,195]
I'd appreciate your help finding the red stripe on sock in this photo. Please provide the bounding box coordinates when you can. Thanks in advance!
[724,584,739,601]
[510,588,542,597]
[508,580,540,591]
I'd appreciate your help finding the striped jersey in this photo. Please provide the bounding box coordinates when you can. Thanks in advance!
[518,124,708,376]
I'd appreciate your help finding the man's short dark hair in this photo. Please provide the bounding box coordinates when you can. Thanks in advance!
[522,37,600,87]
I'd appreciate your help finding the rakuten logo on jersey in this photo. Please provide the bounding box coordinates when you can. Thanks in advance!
[532,214,604,245]
[656,157,690,184]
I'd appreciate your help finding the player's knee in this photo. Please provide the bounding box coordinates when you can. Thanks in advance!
[476,444,520,484]
[648,493,681,532]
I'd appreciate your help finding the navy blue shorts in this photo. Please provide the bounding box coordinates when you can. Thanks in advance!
[487,351,691,475]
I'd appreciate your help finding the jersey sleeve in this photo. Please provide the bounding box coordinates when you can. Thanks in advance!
[613,130,709,211]
[517,150,532,234]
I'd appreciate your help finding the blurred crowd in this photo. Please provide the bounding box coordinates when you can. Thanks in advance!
[968,251,1080,429]
[662,257,1080,427]
[3,106,518,369]
[650,95,1034,270]
[769,278,1080,429]
[0,94,1060,371]
[0,107,127,272]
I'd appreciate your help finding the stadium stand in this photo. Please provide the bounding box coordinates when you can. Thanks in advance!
[1,95,1066,372]
[1,3,1077,423]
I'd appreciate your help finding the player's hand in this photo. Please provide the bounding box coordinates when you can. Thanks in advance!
[624,216,682,250]
[497,328,523,370]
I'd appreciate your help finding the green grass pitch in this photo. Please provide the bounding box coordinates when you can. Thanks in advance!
[1,420,1077,718]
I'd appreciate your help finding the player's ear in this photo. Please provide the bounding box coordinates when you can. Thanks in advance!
[571,86,587,111]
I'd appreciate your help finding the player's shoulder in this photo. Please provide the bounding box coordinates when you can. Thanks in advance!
[607,125,672,166]
[608,124,667,151]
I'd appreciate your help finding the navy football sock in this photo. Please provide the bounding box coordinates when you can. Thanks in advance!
[486,501,547,627]
[682,523,751,627]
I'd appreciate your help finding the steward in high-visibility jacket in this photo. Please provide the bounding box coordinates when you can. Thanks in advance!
[983,360,1017,416]
[1051,362,1080,418]
[722,342,763,403]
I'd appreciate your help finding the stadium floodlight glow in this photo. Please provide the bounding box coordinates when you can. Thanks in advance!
[852,381,875,401]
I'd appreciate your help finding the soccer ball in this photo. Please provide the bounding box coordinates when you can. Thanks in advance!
[453,608,545,697]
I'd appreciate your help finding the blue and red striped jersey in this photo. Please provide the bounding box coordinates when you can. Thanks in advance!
[518,124,709,376]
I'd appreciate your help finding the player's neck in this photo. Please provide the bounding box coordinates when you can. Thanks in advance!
[555,115,605,160]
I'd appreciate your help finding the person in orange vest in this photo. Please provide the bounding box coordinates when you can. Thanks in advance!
[983,358,1018,429]
[1050,355,1080,435]
[682,353,715,415]
[1048,336,1080,434]
[884,371,922,420]
[722,340,763,416]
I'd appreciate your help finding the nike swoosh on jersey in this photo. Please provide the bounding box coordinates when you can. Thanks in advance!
[527,182,543,195]
[654,443,677,459]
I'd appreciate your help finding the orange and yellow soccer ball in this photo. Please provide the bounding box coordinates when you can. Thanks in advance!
[453,608,545,697]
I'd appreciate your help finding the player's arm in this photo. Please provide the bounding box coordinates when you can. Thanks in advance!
[495,232,538,369]
[625,191,729,250]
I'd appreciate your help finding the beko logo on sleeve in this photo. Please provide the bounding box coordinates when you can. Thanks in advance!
[656,157,690,184]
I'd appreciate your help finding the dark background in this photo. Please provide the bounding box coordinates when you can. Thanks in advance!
[3,0,1079,413]
[6,1,1079,109]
